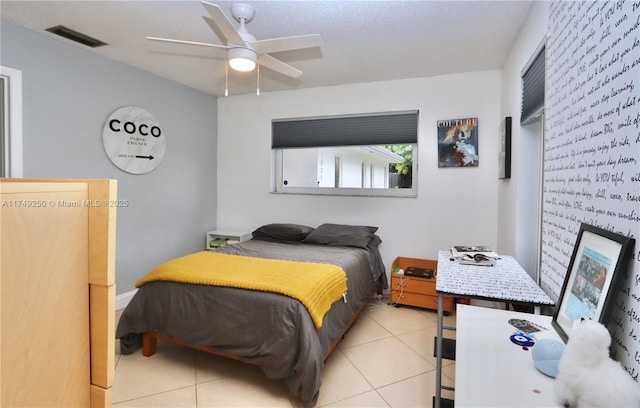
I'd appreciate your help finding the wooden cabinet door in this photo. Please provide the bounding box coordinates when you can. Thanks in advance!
[1,182,91,407]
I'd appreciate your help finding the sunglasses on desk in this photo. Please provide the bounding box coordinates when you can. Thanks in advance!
[461,253,491,262]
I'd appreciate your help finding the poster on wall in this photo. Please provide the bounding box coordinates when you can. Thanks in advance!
[437,117,479,167]
[102,106,166,174]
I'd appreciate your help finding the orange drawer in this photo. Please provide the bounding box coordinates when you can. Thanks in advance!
[392,275,436,294]
[390,291,436,309]
[390,272,454,313]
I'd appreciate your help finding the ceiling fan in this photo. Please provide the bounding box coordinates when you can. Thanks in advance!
[146,1,322,82]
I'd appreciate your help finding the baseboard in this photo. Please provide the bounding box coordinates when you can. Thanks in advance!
[116,289,137,311]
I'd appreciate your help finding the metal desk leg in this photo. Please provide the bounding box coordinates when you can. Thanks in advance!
[435,292,443,408]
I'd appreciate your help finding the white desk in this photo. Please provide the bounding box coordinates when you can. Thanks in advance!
[455,305,561,407]
[434,251,555,408]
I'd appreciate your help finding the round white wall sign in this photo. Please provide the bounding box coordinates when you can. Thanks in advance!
[102,106,166,174]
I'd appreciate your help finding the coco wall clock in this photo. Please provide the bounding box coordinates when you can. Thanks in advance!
[102,106,166,174]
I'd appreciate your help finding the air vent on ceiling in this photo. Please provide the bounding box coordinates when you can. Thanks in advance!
[45,25,107,48]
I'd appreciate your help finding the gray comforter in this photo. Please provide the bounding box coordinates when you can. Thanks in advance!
[116,239,381,406]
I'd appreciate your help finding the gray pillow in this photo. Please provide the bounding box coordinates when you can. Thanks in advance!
[252,223,315,242]
[303,223,378,248]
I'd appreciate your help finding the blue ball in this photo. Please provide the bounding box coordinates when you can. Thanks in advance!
[531,338,565,378]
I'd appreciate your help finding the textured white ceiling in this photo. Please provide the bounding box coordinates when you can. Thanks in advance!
[1,0,533,96]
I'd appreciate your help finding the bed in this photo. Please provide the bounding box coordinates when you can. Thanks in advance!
[116,223,387,406]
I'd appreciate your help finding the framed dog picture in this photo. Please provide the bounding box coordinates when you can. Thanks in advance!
[552,223,634,343]
[437,117,479,167]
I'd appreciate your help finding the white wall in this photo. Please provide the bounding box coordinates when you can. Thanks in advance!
[1,19,218,294]
[498,1,549,279]
[217,72,502,282]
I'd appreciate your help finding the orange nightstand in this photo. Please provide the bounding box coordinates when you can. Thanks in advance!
[390,257,454,313]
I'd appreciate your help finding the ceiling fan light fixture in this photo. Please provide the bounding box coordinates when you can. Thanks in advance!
[146,1,322,94]
[228,47,257,72]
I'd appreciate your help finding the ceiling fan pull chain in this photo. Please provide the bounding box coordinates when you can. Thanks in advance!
[256,63,260,96]
[225,63,229,97]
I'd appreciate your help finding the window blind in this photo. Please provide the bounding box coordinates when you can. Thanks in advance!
[272,111,418,149]
[521,45,545,125]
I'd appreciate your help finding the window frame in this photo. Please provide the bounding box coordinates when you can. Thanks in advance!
[0,65,24,178]
[271,111,418,197]
[273,147,418,197]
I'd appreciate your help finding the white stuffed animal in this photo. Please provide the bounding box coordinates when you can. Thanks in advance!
[554,318,640,407]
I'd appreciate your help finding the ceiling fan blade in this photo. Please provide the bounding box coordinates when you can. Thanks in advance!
[251,34,322,54]
[201,1,246,46]
[258,54,303,79]
[146,36,229,50]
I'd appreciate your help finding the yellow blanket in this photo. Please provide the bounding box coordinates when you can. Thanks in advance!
[136,251,347,328]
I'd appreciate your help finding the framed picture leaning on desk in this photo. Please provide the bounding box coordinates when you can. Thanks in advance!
[552,223,635,342]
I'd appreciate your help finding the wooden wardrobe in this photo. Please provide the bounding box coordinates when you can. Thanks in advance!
[0,178,117,407]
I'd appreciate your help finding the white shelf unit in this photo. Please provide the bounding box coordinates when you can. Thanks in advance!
[206,230,251,250]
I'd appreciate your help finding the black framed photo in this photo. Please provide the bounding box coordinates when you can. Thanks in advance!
[498,116,512,179]
[552,223,634,343]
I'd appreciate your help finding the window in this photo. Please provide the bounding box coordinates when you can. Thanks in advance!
[521,44,545,125]
[0,66,23,178]
[272,111,418,197]
[1,76,5,177]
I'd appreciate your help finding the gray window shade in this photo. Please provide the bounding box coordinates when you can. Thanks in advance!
[272,111,418,148]
[521,46,545,125]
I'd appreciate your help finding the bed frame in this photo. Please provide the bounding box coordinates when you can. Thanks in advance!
[120,233,384,405]
[141,292,374,362]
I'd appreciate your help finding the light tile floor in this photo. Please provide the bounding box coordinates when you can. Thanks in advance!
[114,296,457,407]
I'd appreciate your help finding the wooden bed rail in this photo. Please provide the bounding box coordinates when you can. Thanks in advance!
[143,331,253,364]
[141,292,374,364]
